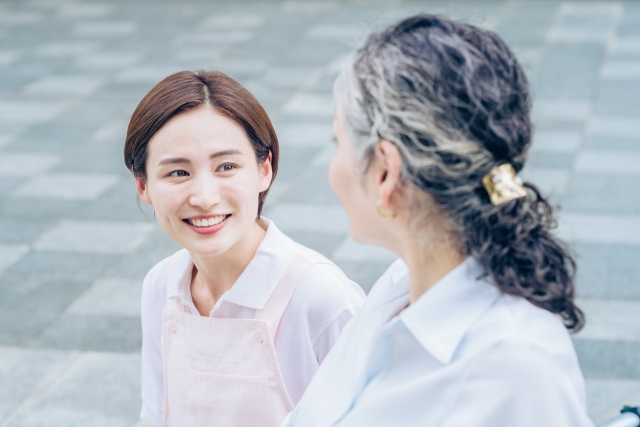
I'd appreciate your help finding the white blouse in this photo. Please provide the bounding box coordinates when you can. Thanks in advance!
[283,257,594,427]
[140,219,366,427]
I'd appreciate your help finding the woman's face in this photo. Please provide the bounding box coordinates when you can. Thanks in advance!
[329,110,381,245]
[137,107,272,257]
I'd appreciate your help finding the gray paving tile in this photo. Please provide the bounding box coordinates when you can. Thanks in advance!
[57,3,114,19]
[33,220,155,254]
[520,167,571,199]
[332,236,397,263]
[281,164,340,204]
[558,213,640,246]
[11,352,141,427]
[0,101,67,125]
[574,242,640,301]
[272,144,321,182]
[0,175,24,196]
[564,173,640,215]
[575,299,640,343]
[610,37,640,56]
[74,52,142,69]
[199,13,265,30]
[588,117,640,139]
[282,93,335,116]
[530,130,582,153]
[105,228,181,280]
[275,122,334,147]
[0,152,60,176]
[34,42,102,58]
[575,150,640,174]
[72,21,137,37]
[601,60,640,80]
[0,347,75,423]
[585,379,640,425]
[284,230,344,258]
[531,101,590,122]
[583,135,640,151]
[0,244,29,275]
[0,199,84,219]
[24,75,106,96]
[0,218,57,244]
[525,151,574,169]
[574,340,640,380]
[35,314,141,352]
[0,277,92,345]
[12,173,120,200]
[265,203,348,235]
[66,278,142,317]
[2,251,118,282]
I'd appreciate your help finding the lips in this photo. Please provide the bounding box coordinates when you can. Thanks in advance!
[184,215,228,228]
[183,214,231,235]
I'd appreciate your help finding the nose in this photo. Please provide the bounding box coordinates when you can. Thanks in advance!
[188,173,221,210]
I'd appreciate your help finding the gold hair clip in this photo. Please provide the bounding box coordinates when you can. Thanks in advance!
[482,164,527,206]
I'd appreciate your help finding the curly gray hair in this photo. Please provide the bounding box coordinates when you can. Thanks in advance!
[334,15,584,331]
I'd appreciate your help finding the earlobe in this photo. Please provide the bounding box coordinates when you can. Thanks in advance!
[135,177,153,205]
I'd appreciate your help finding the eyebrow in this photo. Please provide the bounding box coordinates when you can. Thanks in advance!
[157,149,243,166]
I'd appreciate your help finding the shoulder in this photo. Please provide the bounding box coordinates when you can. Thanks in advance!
[141,249,186,309]
[288,244,366,324]
[464,295,585,395]
[295,255,366,313]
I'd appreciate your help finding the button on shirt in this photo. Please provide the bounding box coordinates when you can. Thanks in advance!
[140,220,366,427]
[284,257,594,427]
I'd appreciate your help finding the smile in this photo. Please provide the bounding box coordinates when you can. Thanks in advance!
[184,215,229,228]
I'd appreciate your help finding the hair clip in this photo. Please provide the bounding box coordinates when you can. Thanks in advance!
[482,164,527,206]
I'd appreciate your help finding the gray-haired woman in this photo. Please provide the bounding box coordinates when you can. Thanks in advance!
[282,14,593,427]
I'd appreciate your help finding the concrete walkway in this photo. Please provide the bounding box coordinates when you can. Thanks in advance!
[0,0,638,425]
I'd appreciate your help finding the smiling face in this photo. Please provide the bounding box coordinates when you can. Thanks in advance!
[137,106,272,257]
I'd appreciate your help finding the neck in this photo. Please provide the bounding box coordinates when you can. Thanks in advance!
[400,234,465,304]
[189,219,268,314]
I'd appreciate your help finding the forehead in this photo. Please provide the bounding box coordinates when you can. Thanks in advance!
[148,107,252,157]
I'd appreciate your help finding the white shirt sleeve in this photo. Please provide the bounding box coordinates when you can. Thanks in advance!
[443,339,594,427]
[140,259,170,427]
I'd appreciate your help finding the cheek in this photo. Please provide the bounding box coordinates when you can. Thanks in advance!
[328,148,350,199]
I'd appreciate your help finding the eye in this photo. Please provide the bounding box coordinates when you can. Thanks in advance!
[218,163,236,172]
[168,170,189,177]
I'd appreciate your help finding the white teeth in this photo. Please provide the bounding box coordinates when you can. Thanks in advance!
[189,215,227,227]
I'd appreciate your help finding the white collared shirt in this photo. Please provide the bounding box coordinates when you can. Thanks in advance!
[140,220,366,427]
[284,257,594,427]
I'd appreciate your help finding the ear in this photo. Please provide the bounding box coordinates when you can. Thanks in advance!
[258,150,273,192]
[375,140,402,210]
[135,176,153,205]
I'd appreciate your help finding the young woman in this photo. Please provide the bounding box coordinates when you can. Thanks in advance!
[283,15,594,427]
[124,71,365,427]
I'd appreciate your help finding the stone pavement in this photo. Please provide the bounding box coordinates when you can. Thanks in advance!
[0,0,638,425]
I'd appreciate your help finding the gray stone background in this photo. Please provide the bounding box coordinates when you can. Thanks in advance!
[0,0,638,425]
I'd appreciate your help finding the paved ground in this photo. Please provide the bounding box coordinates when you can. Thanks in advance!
[0,0,638,425]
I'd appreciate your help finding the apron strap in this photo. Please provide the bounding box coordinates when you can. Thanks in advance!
[165,249,191,313]
[255,244,334,343]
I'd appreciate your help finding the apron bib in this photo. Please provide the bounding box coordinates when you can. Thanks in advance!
[162,244,332,427]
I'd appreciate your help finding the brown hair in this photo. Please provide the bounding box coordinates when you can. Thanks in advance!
[124,70,279,216]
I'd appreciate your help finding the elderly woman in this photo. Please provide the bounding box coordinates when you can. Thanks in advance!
[283,14,593,427]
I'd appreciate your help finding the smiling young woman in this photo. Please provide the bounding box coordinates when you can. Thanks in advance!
[124,71,365,427]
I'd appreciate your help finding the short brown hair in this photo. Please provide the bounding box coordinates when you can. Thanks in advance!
[124,71,279,216]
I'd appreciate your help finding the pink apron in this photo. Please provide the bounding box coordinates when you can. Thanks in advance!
[162,244,332,427]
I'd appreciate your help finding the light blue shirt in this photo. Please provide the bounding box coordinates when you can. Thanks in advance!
[283,257,594,427]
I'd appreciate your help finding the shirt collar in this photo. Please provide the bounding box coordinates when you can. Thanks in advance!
[166,218,295,311]
[398,257,501,365]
